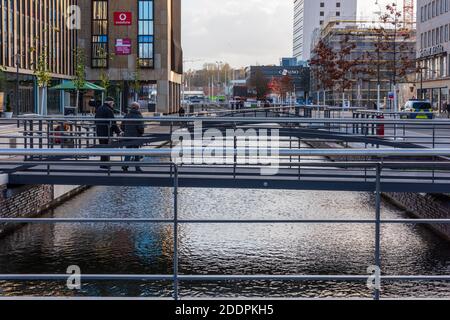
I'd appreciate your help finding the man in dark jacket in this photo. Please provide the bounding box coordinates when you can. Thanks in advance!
[121,102,145,172]
[447,101,450,118]
[95,97,122,168]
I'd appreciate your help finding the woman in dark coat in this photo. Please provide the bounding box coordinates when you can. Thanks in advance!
[121,102,145,172]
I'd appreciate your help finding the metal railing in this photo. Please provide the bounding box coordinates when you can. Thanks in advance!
[0,116,450,151]
[0,148,450,300]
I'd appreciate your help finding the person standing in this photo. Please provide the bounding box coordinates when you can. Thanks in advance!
[121,102,145,172]
[446,101,450,119]
[95,97,122,169]
[178,105,186,117]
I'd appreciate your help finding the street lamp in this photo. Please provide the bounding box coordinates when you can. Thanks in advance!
[374,0,383,111]
[14,53,21,115]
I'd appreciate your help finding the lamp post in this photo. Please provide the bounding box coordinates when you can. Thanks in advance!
[374,0,383,111]
[14,53,21,115]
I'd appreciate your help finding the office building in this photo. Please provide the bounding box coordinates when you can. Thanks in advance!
[293,0,357,62]
[310,19,416,108]
[417,0,450,112]
[0,0,182,115]
[78,0,183,114]
[0,0,77,114]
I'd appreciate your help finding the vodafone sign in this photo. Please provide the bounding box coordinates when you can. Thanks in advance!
[114,12,132,25]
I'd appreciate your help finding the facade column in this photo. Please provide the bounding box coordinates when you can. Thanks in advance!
[157,80,170,114]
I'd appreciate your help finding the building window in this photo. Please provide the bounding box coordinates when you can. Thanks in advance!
[138,0,154,68]
[91,0,108,68]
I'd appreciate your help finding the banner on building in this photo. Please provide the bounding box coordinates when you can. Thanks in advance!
[115,39,132,55]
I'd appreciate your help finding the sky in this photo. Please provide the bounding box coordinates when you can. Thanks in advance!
[182,0,407,70]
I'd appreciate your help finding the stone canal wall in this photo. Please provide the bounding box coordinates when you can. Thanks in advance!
[0,175,88,237]
[306,140,450,241]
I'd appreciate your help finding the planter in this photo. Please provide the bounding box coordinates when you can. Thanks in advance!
[4,112,13,119]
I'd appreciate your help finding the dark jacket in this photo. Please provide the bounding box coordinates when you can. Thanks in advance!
[95,103,121,138]
[121,109,145,147]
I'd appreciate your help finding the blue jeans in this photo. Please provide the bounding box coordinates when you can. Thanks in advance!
[124,155,142,167]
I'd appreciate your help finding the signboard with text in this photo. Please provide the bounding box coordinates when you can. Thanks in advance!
[115,39,132,55]
[114,12,132,25]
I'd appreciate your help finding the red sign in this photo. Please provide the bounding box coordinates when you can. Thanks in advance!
[115,38,132,55]
[114,12,132,25]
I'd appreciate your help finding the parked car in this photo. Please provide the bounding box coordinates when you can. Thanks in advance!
[401,100,434,119]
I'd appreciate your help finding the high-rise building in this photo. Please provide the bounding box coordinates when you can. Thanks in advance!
[417,0,450,112]
[293,0,357,62]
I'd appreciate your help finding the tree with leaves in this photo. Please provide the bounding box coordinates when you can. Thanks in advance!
[310,36,364,107]
[73,48,86,114]
[33,50,51,115]
[310,40,337,105]
[249,69,270,100]
[373,2,416,111]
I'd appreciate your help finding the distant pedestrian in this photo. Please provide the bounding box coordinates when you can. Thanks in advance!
[121,102,145,173]
[178,105,186,117]
[95,97,122,169]
[446,101,450,118]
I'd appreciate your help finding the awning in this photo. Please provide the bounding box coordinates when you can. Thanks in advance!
[50,81,106,91]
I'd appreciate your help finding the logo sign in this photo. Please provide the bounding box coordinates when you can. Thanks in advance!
[278,69,300,76]
[388,92,395,100]
[114,12,132,25]
[115,38,132,55]
[419,45,445,58]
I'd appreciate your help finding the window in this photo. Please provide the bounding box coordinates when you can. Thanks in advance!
[320,2,324,7]
[336,3,341,8]
[91,0,108,68]
[138,0,154,68]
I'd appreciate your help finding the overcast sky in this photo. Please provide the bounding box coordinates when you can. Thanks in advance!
[182,0,406,70]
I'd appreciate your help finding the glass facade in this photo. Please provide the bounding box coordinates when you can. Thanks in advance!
[91,0,108,68]
[138,0,154,68]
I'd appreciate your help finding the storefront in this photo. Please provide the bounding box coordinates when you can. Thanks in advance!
[417,46,450,113]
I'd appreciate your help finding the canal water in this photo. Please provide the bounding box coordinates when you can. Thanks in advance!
[0,184,449,298]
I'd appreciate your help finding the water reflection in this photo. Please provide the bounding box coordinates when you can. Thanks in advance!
[0,186,449,298]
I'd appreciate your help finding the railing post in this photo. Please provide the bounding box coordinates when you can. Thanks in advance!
[374,162,382,301]
[173,164,179,301]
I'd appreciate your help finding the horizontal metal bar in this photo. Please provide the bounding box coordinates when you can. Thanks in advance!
[7,116,450,125]
[1,148,450,157]
[0,274,449,282]
[0,218,449,224]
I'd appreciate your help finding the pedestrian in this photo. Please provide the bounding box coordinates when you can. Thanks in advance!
[178,105,186,117]
[121,102,145,172]
[447,101,450,119]
[95,97,122,169]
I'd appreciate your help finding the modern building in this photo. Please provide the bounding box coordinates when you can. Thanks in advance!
[310,19,416,108]
[417,0,450,112]
[0,0,182,115]
[245,65,310,99]
[0,0,78,114]
[78,0,183,114]
[280,57,298,67]
[293,0,357,62]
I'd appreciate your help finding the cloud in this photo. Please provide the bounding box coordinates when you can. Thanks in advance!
[182,0,293,69]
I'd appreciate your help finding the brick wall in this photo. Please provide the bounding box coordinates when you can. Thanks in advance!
[385,192,450,241]
[0,185,53,236]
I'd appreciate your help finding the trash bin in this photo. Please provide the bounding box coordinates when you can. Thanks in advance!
[376,114,385,137]
[148,103,156,113]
